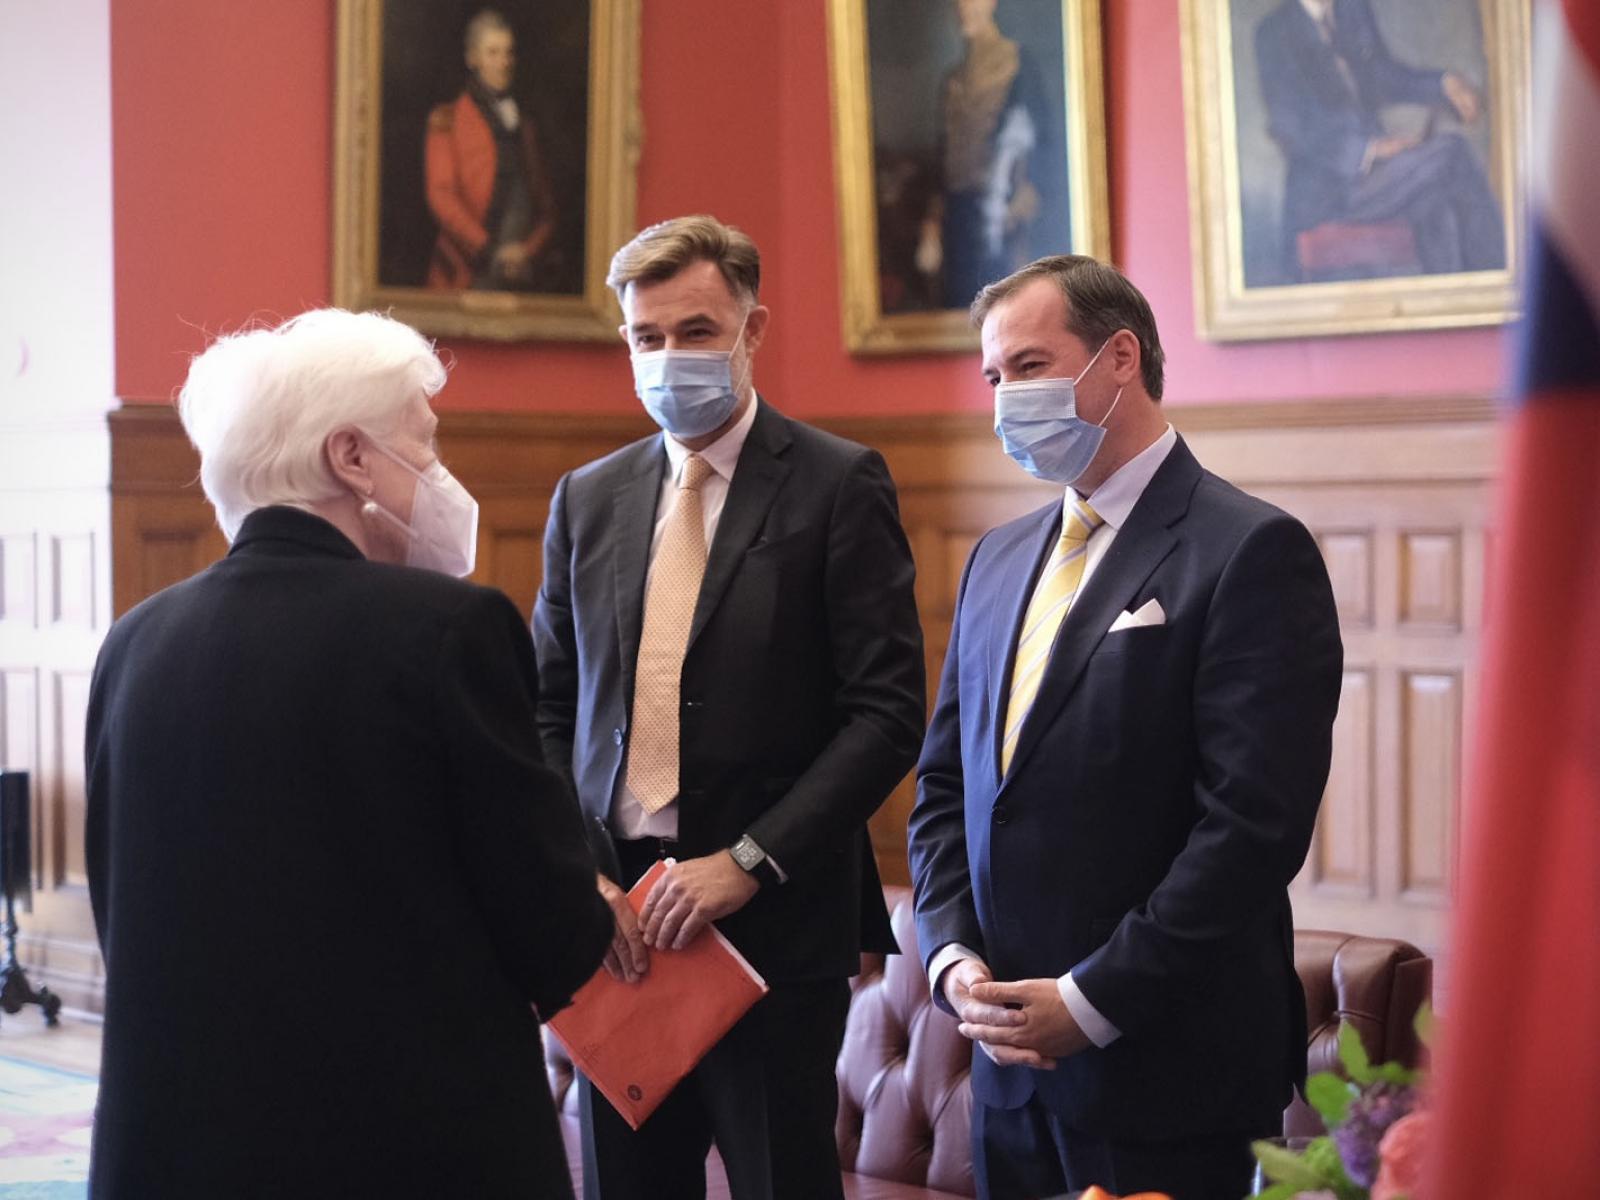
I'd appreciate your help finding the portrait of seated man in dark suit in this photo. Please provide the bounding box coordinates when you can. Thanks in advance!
[1254,0,1507,282]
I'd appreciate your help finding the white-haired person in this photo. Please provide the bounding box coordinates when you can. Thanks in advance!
[84,309,611,1198]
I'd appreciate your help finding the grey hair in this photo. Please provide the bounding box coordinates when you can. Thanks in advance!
[177,309,446,540]
[464,9,512,54]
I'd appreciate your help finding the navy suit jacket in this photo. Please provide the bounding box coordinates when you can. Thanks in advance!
[1256,0,1444,238]
[533,399,925,983]
[908,437,1342,1139]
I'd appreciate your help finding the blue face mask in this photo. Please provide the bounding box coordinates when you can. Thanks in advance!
[993,339,1121,485]
[630,321,751,440]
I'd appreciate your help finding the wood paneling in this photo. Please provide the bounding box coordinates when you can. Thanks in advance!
[0,418,115,1014]
[107,396,1496,990]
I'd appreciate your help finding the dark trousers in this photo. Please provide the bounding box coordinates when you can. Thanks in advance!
[1345,131,1507,274]
[973,1094,1259,1200]
[579,838,852,1200]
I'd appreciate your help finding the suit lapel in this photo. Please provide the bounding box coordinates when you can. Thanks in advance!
[985,507,1063,786]
[688,400,792,649]
[612,440,668,704]
[1003,438,1203,784]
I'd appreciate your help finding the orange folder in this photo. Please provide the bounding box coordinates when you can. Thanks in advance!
[547,858,769,1129]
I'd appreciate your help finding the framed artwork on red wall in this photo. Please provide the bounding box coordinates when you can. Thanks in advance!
[333,0,640,342]
[1181,0,1530,340]
[826,0,1112,354]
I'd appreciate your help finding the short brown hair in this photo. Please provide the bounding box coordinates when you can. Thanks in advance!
[970,255,1166,400]
[606,215,761,307]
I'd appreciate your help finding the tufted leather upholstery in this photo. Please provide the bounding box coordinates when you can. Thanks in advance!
[835,891,975,1196]
[1283,928,1433,1137]
[543,889,1430,1198]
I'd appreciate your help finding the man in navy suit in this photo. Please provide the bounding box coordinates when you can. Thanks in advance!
[1254,0,1505,279]
[907,256,1343,1200]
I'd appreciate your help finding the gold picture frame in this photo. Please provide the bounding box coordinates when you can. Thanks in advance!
[332,0,641,342]
[1181,0,1529,341]
[826,0,1111,354]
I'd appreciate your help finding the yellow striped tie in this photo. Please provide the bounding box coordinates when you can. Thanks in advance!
[1001,499,1104,775]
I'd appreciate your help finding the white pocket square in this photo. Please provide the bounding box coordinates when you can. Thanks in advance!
[1107,598,1165,633]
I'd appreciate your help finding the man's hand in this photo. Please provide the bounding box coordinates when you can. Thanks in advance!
[960,977,1093,1067]
[597,873,649,983]
[637,852,759,951]
[1442,72,1482,124]
[1371,132,1423,163]
[940,959,1049,1069]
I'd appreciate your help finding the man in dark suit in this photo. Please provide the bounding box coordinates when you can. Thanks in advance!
[85,309,612,1197]
[907,256,1343,1200]
[1255,0,1505,279]
[533,214,925,1200]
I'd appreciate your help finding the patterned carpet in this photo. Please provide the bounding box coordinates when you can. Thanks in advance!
[0,1057,94,1198]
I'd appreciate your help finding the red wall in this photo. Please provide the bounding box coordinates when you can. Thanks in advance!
[112,1,1508,416]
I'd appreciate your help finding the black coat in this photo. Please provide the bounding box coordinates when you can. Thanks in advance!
[533,400,926,983]
[85,506,611,1198]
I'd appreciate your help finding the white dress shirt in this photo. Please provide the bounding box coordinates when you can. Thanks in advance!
[928,424,1177,1051]
[609,399,759,841]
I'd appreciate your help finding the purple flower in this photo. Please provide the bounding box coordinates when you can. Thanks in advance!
[1333,1082,1417,1187]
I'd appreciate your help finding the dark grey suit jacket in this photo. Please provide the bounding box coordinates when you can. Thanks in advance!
[533,399,926,983]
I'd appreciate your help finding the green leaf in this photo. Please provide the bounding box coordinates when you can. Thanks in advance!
[1305,1071,1354,1125]
[1303,1137,1363,1199]
[1414,1000,1436,1049]
[1251,1184,1301,1200]
[1372,1060,1418,1086]
[1337,1021,1376,1084]
[1250,1139,1328,1190]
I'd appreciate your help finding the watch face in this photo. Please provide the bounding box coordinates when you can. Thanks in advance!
[733,838,761,870]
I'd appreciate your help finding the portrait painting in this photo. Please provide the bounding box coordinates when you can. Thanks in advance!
[1182,0,1529,340]
[333,0,640,342]
[828,0,1110,354]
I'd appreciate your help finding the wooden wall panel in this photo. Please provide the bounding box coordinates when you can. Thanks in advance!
[1314,668,1375,896]
[106,397,1496,989]
[0,418,116,1014]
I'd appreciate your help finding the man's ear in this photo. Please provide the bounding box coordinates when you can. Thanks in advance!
[1109,328,1141,389]
[743,305,772,355]
[325,428,373,497]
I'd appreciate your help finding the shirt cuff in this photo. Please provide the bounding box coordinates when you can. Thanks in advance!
[1059,972,1122,1048]
[926,942,983,1003]
[764,851,787,884]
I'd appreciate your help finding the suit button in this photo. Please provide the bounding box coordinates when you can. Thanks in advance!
[612,728,624,746]
[683,700,704,711]
[993,805,1010,825]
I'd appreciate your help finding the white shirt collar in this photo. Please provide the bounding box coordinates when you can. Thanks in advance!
[662,395,759,484]
[1299,0,1334,25]
[1068,424,1177,531]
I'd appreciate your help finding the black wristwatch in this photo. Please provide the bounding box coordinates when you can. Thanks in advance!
[730,834,781,887]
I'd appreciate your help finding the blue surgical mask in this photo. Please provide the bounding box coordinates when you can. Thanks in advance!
[993,340,1122,485]
[631,321,751,440]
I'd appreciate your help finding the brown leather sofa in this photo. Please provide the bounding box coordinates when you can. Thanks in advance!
[545,886,1431,1199]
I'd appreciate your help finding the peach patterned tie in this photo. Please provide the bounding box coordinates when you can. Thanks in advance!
[625,454,714,813]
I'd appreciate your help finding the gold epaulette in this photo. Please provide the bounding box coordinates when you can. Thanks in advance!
[428,104,454,133]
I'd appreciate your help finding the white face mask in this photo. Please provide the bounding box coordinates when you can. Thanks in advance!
[361,441,479,578]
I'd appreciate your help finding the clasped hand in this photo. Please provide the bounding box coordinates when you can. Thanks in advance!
[943,959,1092,1068]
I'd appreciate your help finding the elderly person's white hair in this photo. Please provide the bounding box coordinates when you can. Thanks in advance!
[178,309,447,540]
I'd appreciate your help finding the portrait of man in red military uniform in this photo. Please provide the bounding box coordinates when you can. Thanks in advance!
[424,9,559,292]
